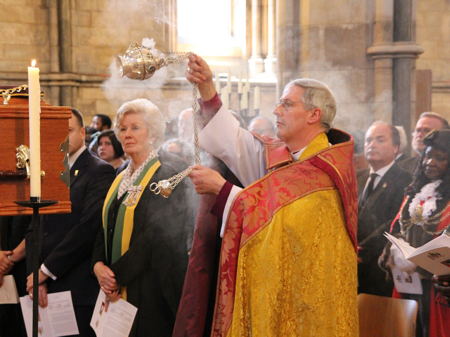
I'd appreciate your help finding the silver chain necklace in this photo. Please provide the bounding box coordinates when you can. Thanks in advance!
[118,150,158,199]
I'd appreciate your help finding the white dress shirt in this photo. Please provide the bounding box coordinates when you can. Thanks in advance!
[68,144,87,169]
[362,160,396,197]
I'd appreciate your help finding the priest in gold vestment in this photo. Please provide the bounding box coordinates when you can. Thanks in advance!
[184,54,359,337]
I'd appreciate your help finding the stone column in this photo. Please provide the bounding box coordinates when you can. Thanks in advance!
[264,0,277,76]
[276,0,300,94]
[249,0,265,76]
[57,0,73,107]
[162,0,177,52]
[47,0,61,106]
[367,0,394,122]
[367,0,422,136]
[392,0,420,139]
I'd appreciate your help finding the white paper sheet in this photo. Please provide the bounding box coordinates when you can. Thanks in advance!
[20,291,79,337]
[392,267,423,295]
[90,291,137,337]
[0,275,19,304]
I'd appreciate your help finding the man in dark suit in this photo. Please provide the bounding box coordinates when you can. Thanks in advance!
[357,121,411,296]
[26,109,115,336]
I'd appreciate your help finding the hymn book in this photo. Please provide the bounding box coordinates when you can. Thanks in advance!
[384,232,450,276]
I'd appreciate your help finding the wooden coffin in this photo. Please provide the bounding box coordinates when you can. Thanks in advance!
[0,87,71,215]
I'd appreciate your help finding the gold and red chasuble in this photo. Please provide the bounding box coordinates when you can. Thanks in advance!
[211,130,359,337]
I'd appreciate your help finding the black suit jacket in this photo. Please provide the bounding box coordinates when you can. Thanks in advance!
[28,149,115,306]
[398,155,420,174]
[357,163,411,296]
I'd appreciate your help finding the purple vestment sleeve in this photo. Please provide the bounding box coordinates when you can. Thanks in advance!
[211,181,234,222]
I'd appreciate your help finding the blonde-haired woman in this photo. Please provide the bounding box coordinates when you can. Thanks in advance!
[92,98,194,337]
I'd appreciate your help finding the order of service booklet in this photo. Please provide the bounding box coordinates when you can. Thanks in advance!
[20,290,79,337]
[90,291,137,337]
[384,231,450,276]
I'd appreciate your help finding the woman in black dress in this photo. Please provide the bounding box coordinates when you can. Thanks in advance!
[92,98,194,337]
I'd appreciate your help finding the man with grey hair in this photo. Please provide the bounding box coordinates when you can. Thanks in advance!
[174,55,359,337]
[399,112,449,173]
[247,115,276,137]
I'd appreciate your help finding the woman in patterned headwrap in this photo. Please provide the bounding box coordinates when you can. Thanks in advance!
[386,129,450,337]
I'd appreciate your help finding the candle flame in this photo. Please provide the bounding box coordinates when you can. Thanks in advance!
[31,59,36,67]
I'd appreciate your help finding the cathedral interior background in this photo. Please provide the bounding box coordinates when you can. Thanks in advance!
[0,0,449,149]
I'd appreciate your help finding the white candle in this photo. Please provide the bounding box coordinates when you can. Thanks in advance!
[254,86,260,110]
[225,73,232,94]
[221,87,229,112]
[237,79,243,94]
[240,80,248,110]
[215,73,221,93]
[28,59,41,198]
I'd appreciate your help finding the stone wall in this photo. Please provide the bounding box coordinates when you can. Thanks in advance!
[295,0,373,132]
[0,0,447,130]
[416,0,450,120]
[0,0,50,72]
[0,0,186,125]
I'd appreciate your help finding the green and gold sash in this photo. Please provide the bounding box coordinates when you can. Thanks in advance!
[102,157,160,299]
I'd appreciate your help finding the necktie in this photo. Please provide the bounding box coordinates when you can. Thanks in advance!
[362,173,378,203]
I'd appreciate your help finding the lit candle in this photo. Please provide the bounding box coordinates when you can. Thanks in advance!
[254,86,260,110]
[28,59,41,199]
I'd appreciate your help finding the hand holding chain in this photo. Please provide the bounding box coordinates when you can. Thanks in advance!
[147,84,201,198]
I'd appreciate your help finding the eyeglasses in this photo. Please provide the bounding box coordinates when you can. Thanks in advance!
[275,99,304,111]
[413,127,432,135]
